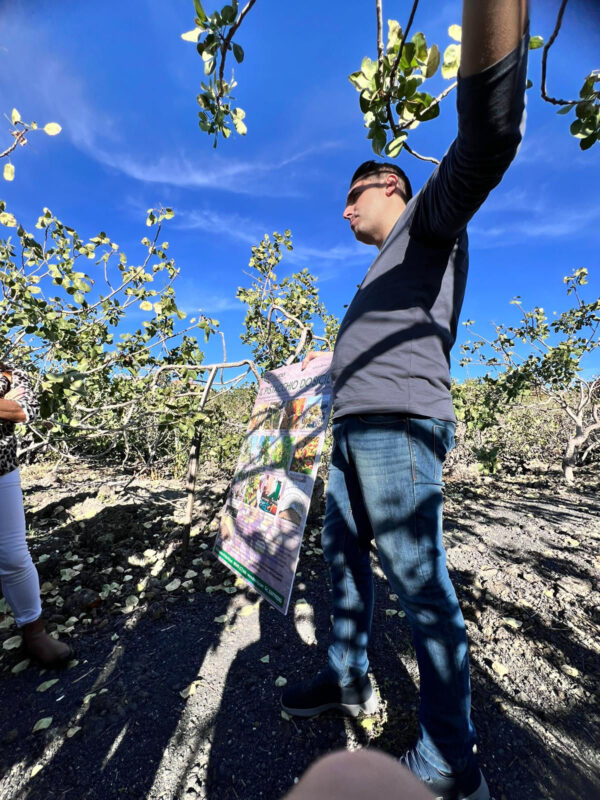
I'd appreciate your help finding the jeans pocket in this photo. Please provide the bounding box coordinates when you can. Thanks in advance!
[432,421,455,473]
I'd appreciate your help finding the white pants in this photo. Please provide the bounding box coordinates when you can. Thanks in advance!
[0,469,41,626]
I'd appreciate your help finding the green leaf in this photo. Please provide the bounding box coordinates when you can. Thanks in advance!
[3,162,15,182]
[361,57,377,81]
[232,43,244,63]
[0,211,18,227]
[385,134,407,158]
[33,717,53,733]
[11,108,21,125]
[221,4,236,25]
[193,0,207,22]
[37,679,59,693]
[181,29,201,42]
[580,132,598,150]
[448,24,462,43]
[43,122,62,136]
[557,102,576,115]
[140,301,153,311]
[424,44,440,78]
[529,35,544,50]
[412,32,427,62]
[442,44,461,79]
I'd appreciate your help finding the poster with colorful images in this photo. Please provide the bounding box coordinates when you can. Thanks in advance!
[214,354,333,614]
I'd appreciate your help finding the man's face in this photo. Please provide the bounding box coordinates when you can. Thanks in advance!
[343,173,398,246]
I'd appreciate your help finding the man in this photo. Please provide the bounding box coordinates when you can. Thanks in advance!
[281,2,529,799]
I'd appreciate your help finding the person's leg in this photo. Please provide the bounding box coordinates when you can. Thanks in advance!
[322,420,375,686]
[0,468,72,666]
[281,421,377,716]
[0,469,42,625]
[345,415,475,774]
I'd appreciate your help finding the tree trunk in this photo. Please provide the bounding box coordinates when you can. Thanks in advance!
[562,420,584,485]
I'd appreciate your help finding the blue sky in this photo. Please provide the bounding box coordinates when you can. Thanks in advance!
[1,0,599,379]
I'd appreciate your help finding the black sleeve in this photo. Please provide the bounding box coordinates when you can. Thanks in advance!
[410,30,529,244]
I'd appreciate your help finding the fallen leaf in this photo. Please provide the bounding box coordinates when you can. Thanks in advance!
[492,661,509,678]
[185,570,198,579]
[2,635,22,651]
[260,655,270,663]
[213,615,227,623]
[36,679,59,693]
[502,617,522,630]
[275,676,287,687]
[281,710,292,721]
[32,717,53,733]
[66,726,82,738]
[30,764,44,777]
[561,664,580,678]
[12,659,30,674]
[385,609,398,617]
[180,680,202,699]
[165,579,181,592]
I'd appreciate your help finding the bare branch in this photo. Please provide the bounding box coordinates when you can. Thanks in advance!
[0,123,28,160]
[403,142,440,164]
[376,0,384,79]
[541,0,579,106]
[389,0,420,88]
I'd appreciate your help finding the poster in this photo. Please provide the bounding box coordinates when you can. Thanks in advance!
[214,354,333,614]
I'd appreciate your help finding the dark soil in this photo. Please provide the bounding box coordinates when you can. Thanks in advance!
[1,464,599,800]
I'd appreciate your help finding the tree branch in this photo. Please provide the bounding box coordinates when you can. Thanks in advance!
[0,125,28,160]
[218,0,258,87]
[389,0,420,88]
[376,0,384,80]
[403,142,440,164]
[541,0,578,106]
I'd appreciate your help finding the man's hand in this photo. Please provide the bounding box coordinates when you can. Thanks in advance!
[301,351,333,370]
[461,0,528,77]
[5,386,26,402]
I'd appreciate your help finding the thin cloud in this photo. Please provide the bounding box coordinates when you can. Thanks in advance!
[173,208,265,244]
[0,9,339,197]
[470,195,600,247]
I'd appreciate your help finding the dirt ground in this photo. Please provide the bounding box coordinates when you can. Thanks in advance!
[0,463,599,800]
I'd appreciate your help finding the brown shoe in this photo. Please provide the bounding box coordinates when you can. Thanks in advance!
[21,617,74,668]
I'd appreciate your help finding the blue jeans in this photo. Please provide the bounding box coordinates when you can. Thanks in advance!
[322,414,476,773]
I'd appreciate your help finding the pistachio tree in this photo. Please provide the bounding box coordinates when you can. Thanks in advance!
[0,201,218,468]
[459,268,600,483]
[236,231,339,371]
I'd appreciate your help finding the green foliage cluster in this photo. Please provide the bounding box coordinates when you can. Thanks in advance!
[0,201,218,467]
[458,269,600,482]
[236,231,339,371]
[349,21,458,158]
[558,70,600,151]
[452,380,569,475]
[182,0,249,145]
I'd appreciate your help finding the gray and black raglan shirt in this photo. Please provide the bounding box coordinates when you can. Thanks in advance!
[331,32,529,423]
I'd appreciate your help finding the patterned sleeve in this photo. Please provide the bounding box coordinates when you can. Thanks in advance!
[7,366,40,424]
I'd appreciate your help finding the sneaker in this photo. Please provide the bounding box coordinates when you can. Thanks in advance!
[281,667,378,718]
[400,748,490,800]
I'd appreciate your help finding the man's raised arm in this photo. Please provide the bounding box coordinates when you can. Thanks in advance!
[461,0,528,77]
[410,0,529,244]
